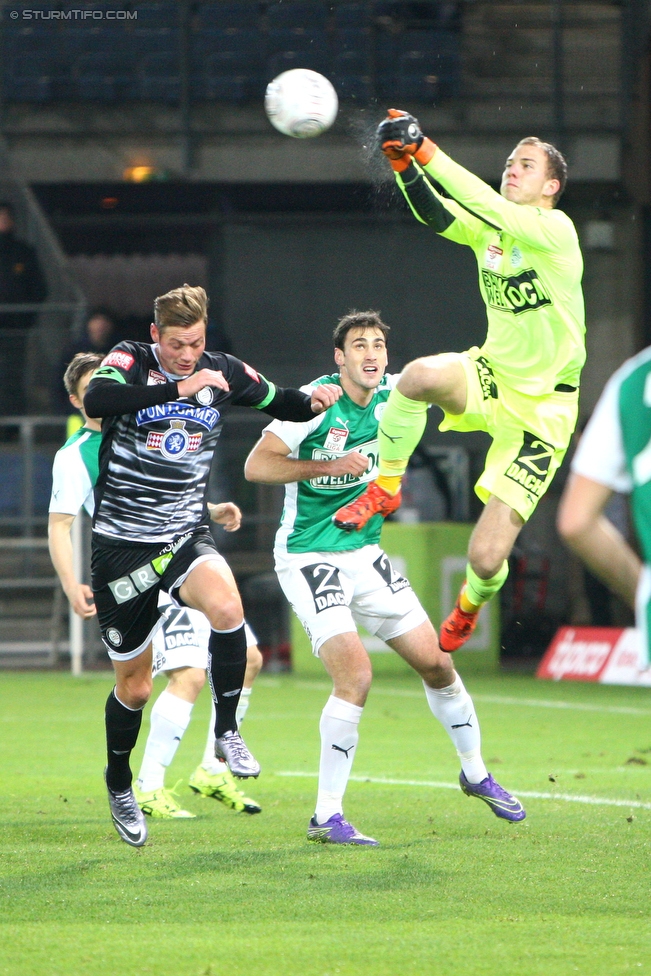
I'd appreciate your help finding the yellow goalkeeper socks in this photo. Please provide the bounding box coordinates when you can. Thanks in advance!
[462,561,509,611]
[377,388,428,490]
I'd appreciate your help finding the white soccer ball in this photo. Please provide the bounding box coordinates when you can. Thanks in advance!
[264,68,338,139]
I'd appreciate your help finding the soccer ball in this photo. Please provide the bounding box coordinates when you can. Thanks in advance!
[264,68,338,138]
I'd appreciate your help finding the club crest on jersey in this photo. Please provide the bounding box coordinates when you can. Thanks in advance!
[323,426,349,452]
[195,386,214,406]
[148,369,166,385]
[146,420,202,460]
[484,244,503,271]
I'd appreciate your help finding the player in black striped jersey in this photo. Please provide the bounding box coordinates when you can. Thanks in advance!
[85,284,341,846]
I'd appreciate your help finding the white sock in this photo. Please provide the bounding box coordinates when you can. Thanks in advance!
[236,686,252,727]
[201,700,223,774]
[136,690,194,793]
[423,675,488,785]
[315,696,363,824]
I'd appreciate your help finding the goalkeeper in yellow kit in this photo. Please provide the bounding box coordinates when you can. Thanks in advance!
[334,110,586,652]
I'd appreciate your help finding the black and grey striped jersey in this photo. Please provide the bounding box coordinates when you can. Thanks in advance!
[85,341,313,544]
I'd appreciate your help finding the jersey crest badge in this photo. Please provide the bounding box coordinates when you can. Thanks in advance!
[146,420,202,460]
[323,426,349,452]
[510,245,523,268]
[195,386,214,406]
[148,369,166,385]
[484,244,503,271]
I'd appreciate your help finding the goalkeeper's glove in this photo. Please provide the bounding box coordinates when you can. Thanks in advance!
[376,109,437,170]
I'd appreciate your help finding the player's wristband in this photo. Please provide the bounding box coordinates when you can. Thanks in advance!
[414,137,437,166]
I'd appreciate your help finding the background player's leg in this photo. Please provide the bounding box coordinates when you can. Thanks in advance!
[307,633,378,846]
[134,666,204,819]
[189,640,263,813]
[389,621,525,822]
[238,642,264,726]
[179,560,256,777]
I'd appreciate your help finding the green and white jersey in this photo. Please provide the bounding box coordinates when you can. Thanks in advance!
[267,372,398,554]
[398,149,586,397]
[573,347,651,560]
[49,427,101,518]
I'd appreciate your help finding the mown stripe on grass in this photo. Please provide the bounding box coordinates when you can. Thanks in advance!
[294,681,651,716]
[277,771,651,809]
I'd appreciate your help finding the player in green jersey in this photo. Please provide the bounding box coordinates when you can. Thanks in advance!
[558,352,646,649]
[334,110,586,655]
[48,352,263,820]
[245,310,525,844]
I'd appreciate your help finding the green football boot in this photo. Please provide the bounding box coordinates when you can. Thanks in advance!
[134,782,196,819]
[188,763,262,814]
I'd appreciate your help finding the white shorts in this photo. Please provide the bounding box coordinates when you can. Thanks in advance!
[152,594,257,677]
[275,543,428,656]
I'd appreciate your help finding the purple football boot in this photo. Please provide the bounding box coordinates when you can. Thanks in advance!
[459,771,526,822]
[307,812,379,846]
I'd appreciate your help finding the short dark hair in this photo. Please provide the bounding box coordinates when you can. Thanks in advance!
[64,351,103,397]
[516,137,568,206]
[333,310,390,351]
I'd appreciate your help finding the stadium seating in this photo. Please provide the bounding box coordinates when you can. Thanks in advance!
[196,51,257,102]
[0,0,462,104]
[266,2,330,31]
[5,54,53,102]
[195,2,263,32]
[138,52,181,103]
[71,51,135,101]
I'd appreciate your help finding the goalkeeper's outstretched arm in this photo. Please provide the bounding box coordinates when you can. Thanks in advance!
[396,163,456,232]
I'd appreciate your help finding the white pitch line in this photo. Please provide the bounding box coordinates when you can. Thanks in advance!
[293,681,651,716]
[276,771,651,810]
[471,694,651,717]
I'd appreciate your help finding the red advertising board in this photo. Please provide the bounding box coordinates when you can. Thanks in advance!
[537,627,651,685]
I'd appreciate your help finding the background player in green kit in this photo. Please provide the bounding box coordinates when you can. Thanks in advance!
[558,352,646,649]
[335,111,586,654]
[245,311,524,845]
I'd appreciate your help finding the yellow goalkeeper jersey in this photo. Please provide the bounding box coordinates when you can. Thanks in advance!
[398,149,586,397]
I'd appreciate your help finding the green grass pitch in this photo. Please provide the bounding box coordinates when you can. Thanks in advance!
[1,669,650,976]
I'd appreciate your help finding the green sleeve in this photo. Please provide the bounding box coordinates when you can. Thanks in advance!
[423,149,576,254]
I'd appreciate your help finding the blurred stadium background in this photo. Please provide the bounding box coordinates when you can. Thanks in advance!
[0,0,645,673]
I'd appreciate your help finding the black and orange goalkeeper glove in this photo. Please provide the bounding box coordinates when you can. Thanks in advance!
[376,109,436,170]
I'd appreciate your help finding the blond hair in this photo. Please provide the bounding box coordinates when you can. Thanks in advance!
[153,284,209,332]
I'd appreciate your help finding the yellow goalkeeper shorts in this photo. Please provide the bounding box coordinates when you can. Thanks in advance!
[439,347,579,522]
